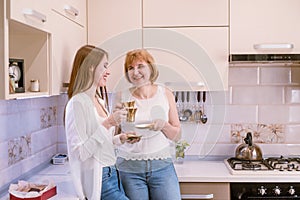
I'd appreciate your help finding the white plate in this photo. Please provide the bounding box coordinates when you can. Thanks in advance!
[135,123,153,129]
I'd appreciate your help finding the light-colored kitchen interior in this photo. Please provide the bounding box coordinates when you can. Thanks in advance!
[1,0,300,199]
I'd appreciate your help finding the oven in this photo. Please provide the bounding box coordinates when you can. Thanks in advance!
[225,156,300,199]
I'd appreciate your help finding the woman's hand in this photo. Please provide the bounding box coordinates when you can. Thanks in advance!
[150,119,166,131]
[119,132,141,144]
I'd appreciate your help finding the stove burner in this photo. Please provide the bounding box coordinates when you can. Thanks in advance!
[241,163,261,170]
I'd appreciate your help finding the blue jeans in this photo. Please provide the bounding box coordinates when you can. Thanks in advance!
[101,166,129,200]
[117,158,181,200]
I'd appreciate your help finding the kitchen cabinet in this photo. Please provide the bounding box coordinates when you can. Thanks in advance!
[87,0,142,92]
[49,0,87,95]
[180,182,230,200]
[88,0,229,91]
[9,0,51,33]
[143,27,228,91]
[143,0,228,27]
[0,0,51,99]
[230,0,300,54]
[0,0,87,99]
[143,0,229,91]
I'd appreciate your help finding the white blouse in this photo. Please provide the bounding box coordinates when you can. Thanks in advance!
[65,92,120,200]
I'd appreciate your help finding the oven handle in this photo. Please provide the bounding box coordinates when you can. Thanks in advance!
[181,194,213,199]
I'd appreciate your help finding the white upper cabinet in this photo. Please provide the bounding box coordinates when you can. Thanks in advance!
[49,0,87,95]
[9,0,51,32]
[1,0,51,99]
[0,0,87,99]
[230,0,300,54]
[51,0,86,27]
[143,0,228,27]
[143,28,228,91]
[88,0,142,92]
[143,0,229,91]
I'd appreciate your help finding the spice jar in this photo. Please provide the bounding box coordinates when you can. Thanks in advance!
[30,79,40,92]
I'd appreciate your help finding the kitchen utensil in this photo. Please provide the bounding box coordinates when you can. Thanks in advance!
[194,91,201,123]
[200,91,208,124]
[235,132,263,160]
[179,91,188,121]
[183,91,193,120]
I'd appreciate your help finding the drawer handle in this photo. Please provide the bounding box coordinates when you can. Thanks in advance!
[181,194,213,199]
[23,9,46,23]
[253,43,294,50]
[64,5,79,16]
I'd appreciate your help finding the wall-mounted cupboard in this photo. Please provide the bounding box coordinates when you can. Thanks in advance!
[88,0,229,91]
[0,0,86,100]
[230,0,300,54]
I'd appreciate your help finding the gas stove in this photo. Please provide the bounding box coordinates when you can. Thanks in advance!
[227,156,300,199]
[225,156,300,175]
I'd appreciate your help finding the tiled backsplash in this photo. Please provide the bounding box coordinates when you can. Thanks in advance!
[0,64,300,190]
[0,95,67,190]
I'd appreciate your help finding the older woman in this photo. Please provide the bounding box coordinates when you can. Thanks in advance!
[116,49,182,200]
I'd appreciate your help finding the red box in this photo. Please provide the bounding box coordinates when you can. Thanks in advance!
[9,186,57,200]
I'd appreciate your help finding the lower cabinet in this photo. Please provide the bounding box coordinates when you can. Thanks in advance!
[180,182,230,200]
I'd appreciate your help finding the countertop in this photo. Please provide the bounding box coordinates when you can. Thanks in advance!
[2,158,300,199]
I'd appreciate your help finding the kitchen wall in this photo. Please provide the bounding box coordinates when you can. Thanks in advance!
[0,64,300,190]
[0,95,67,191]
[182,64,300,158]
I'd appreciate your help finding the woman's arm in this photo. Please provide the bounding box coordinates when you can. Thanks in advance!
[160,88,181,141]
[65,100,108,162]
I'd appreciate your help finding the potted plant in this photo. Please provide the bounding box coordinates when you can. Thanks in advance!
[175,140,190,163]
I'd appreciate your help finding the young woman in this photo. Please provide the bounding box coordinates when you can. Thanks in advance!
[65,45,139,200]
[116,49,182,200]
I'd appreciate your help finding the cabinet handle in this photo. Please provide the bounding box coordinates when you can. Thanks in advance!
[181,194,213,199]
[23,9,47,23]
[64,5,79,16]
[253,43,294,50]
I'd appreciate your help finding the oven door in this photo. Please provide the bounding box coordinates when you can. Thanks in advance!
[231,183,300,200]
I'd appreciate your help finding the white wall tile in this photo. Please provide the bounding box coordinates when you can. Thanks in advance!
[229,67,258,85]
[258,105,289,124]
[291,67,300,85]
[0,142,8,171]
[289,105,300,123]
[225,105,257,124]
[286,87,300,104]
[232,86,284,105]
[31,127,57,154]
[260,67,290,85]
[286,125,300,143]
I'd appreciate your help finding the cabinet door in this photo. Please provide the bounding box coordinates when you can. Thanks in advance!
[51,0,86,27]
[180,182,230,200]
[9,0,51,32]
[230,0,300,54]
[49,8,86,95]
[88,0,142,92]
[143,27,228,91]
[143,0,228,27]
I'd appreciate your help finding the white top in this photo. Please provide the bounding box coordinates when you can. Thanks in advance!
[65,92,120,200]
[118,85,173,160]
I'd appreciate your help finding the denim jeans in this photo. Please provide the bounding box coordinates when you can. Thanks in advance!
[101,166,129,200]
[117,158,181,200]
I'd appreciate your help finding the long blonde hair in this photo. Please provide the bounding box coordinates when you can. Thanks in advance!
[68,45,108,98]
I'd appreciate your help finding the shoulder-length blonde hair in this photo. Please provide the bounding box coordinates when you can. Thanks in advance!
[68,45,108,98]
[124,49,159,84]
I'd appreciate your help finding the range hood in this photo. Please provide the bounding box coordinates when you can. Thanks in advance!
[229,54,300,63]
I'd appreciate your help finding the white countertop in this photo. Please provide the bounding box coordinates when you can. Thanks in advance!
[2,159,300,199]
[174,160,300,182]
